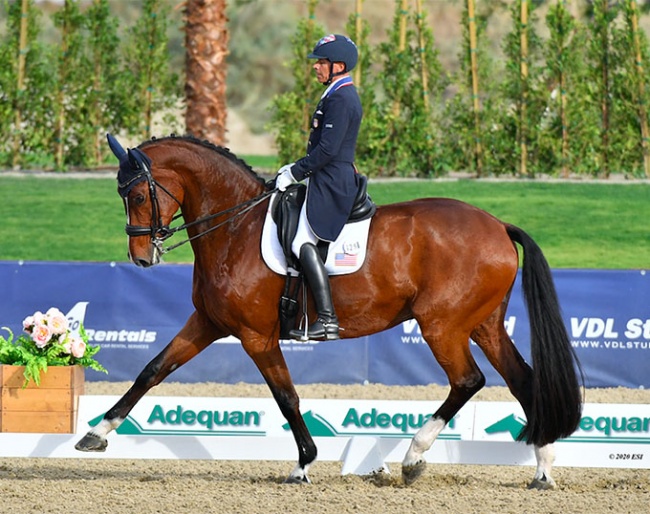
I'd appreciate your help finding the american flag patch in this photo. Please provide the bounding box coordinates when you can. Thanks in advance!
[318,34,336,46]
[335,253,357,266]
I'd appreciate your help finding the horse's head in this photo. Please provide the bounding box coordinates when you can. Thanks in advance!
[107,134,184,267]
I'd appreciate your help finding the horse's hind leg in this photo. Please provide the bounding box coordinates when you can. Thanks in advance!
[471,309,556,490]
[75,311,222,452]
[402,325,485,485]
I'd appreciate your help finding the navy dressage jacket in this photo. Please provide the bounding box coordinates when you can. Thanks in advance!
[290,78,363,242]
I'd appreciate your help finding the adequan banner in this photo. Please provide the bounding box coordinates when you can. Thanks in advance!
[1,396,648,470]
[0,262,648,388]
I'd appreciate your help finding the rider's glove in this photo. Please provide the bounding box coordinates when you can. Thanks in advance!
[275,163,296,192]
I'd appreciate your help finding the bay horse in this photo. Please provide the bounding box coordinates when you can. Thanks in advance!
[75,134,582,489]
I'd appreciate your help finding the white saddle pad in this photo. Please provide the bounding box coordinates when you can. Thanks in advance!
[261,192,372,276]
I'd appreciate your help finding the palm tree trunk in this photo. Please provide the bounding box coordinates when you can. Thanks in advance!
[184,0,229,145]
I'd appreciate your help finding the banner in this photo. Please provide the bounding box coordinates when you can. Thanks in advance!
[0,262,648,388]
[1,396,648,471]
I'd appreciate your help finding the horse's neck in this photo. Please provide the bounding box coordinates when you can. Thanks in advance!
[181,159,263,220]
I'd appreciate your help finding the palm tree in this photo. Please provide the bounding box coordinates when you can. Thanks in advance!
[184,0,228,145]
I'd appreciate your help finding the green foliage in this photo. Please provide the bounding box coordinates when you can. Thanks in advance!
[0,0,180,169]
[344,2,377,174]
[443,2,509,175]
[499,0,548,176]
[0,0,57,168]
[52,0,93,169]
[123,0,182,139]
[609,0,650,177]
[268,0,325,164]
[2,2,650,176]
[355,0,449,177]
[85,0,132,164]
[538,2,598,175]
[0,323,107,388]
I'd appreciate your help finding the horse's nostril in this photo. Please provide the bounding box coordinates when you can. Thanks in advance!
[134,258,152,268]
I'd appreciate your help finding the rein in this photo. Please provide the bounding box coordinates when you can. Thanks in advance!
[158,189,275,254]
[123,166,274,255]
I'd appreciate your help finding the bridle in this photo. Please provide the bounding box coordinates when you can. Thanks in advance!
[120,155,274,255]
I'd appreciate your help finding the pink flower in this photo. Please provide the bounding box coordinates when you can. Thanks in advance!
[31,324,52,348]
[32,311,46,326]
[46,308,68,336]
[68,335,86,358]
[22,315,35,332]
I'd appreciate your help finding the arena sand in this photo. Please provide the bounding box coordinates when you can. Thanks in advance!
[0,382,648,514]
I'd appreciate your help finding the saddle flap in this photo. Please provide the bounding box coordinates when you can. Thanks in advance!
[271,184,306,268]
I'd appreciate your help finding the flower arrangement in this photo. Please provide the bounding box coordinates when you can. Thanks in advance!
[0,307,107,387]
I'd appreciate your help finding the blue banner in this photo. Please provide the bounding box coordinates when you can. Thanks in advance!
[0,262,648,388]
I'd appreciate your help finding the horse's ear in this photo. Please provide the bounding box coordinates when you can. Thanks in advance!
[107,133,127,161]
[127,147,153,172]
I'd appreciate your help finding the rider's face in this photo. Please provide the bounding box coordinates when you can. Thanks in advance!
[313,59,331,84]
[313,59,345,83]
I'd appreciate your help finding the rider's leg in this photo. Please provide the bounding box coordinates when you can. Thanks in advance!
[289,206,339,341]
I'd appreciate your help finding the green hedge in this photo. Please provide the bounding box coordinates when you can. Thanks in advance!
[2,0,650,178]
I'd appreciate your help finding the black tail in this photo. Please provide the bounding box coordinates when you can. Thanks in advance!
[506,224,583,446]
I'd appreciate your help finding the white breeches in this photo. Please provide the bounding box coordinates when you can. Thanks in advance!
[291,201,319,258]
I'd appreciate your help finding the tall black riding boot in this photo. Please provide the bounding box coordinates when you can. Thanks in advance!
[289,243,340,341]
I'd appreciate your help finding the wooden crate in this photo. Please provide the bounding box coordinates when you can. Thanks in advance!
[0,365,85,433]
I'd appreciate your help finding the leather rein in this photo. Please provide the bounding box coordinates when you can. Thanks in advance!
[123,167,275,255]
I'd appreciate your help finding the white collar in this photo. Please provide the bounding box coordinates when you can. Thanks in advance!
[320,75,351,99]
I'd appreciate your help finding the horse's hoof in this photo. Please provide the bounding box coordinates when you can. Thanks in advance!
[527,477,556,490]
[75,433,108,452]
[283,475,310,485]
[402,460,426,486]
[363,469,393,487]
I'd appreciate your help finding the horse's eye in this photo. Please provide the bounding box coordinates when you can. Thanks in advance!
[134,193,146,206]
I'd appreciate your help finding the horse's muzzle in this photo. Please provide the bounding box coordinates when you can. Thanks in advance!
[128,241,161,268]
[132,257,154,268]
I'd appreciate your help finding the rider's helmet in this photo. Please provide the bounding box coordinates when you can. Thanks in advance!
[308,34,358,72]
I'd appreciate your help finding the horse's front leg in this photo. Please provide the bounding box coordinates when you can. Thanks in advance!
[75,311,222,452]
[243,335,316,484]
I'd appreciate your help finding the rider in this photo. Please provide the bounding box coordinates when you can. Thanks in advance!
[275,34,363,341]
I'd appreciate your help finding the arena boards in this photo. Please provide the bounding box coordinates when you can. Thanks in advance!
[0,396,648,474]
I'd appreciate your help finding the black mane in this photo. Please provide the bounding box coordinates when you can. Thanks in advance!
[139,134,268,188]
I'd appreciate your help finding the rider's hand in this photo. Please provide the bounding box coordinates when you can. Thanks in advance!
[275,164,296,192]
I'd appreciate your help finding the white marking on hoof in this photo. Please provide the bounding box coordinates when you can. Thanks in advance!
[90,417,124,439]
[75,417,123,452]
[530,444,556,489]
[284,463,311,484]
[402,417,445,467]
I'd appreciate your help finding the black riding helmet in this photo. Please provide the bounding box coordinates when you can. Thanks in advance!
[308,34,358,85]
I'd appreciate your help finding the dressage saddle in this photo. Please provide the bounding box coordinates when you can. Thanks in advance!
[271,174,376,269]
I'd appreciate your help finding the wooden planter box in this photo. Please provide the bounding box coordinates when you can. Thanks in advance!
[0,365,85,433]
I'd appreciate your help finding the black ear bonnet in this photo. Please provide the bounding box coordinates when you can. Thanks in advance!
[107,133,153,198]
